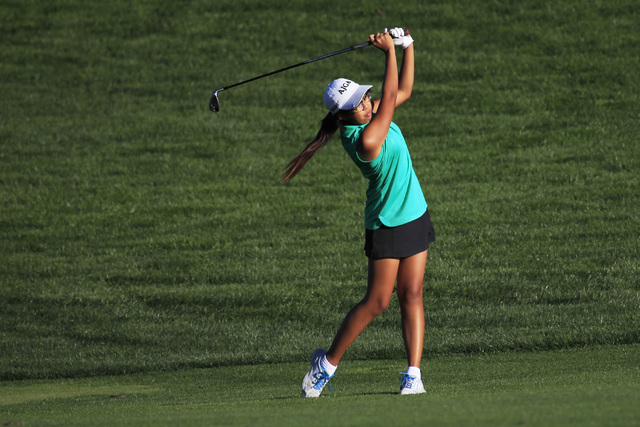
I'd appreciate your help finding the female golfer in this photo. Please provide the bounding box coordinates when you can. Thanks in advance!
[282,28,435,396]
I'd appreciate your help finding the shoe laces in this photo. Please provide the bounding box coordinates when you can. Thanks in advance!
[313,369,333,394]
[400,372,417,389]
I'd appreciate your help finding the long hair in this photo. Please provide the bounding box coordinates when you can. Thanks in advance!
[281,112,340,182]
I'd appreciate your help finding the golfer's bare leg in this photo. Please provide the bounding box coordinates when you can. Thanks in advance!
[326,257,400,366]
[397,250,427,368]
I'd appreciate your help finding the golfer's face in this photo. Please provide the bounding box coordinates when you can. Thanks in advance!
[342,92,373,125]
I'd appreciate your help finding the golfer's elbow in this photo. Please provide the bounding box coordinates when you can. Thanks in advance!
[396,89,412,106]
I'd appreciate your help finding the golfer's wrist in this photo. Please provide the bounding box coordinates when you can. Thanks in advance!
[402,36,414,50]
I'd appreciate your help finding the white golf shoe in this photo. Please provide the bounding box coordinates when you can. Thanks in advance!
[399,372,426,395]
[302,349,333,397]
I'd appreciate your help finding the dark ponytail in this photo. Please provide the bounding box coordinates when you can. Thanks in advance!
[281,112,340,182]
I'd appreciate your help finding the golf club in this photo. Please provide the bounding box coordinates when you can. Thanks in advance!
[209,30,408,112]
[209,41,371,112]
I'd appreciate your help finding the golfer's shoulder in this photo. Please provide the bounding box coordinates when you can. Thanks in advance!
[341,122,367,144]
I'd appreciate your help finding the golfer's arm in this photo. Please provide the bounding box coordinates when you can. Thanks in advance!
[396,44,414,107]
[359,49,398,161]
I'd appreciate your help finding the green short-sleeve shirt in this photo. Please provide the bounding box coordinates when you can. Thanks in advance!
[341,118,427,230]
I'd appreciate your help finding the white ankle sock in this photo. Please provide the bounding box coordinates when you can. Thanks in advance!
[321,355,337,376]
[407,366,421,379]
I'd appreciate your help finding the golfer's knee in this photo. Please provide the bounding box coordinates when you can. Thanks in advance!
[363,297,389,316]
[398,284,423,306]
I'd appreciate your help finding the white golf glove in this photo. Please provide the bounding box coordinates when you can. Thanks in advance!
[385,27,414,49]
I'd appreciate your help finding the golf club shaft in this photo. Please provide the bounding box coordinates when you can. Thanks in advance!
[209,40,372,112]
[222,41,371,92]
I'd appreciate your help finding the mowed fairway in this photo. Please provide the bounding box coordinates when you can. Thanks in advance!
[1,0,639,425]
[2,346,639,426]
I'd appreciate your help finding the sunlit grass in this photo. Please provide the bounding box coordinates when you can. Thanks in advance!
[1,0,638,383]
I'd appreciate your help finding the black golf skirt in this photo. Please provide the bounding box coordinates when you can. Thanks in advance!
[364,209,435,259]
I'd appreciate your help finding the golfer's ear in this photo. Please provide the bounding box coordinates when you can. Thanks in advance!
[336,111,349,122]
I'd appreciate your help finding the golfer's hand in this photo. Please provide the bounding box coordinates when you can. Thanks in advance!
[387,27,414,49]
[370,32,394,52]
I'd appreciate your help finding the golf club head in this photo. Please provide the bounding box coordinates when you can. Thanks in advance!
[209,89,223,112]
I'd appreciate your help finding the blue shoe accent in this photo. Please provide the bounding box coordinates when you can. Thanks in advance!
[399,371,426,394]
[312,368,333,394]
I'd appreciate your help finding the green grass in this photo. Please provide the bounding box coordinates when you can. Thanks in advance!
[1,0,639,424]
[2,345,639,426]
